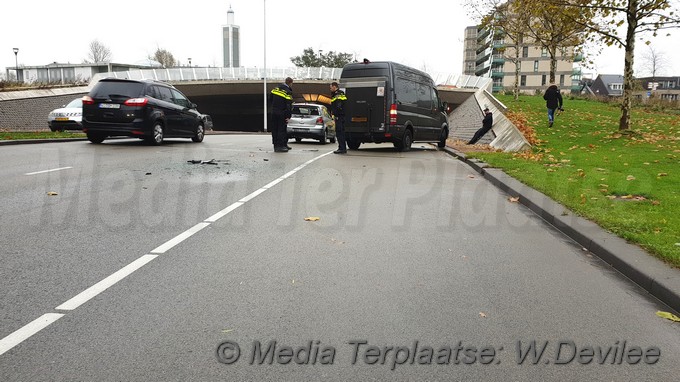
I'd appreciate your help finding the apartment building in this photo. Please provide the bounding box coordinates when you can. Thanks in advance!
[463,25,582,94]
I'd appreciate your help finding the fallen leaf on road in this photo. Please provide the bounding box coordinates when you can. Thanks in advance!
[479,312,487,318]
[508,196,520,203]
[47,192,58,196]
[656,311,680,322]
[304,217,320,221]
[467,175,476,179]
[221,329,234,333]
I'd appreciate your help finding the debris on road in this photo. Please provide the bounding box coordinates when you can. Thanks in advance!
[47,191,58,196]
[656,311,680,322]
[187,159,218,165]
[304,217,320,221]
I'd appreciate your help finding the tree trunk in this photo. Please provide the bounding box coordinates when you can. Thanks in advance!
[514,43,521,100]
[619,1,637,131]
[549,45,557,85]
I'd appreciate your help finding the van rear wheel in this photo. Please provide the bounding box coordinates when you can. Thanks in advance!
[395,129,412,152]
[438,128,448,148]
[347,138,361,150]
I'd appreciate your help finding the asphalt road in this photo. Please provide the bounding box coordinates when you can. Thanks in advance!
[1,135,678,381]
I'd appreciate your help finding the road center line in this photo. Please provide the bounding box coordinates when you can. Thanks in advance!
[150,223,211,254]
[55,255,158,311]
[0,150,333,357]
[0,313,64,356]
[24,166,73,176]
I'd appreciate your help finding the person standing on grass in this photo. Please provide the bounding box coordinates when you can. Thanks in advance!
[543,83,563,128]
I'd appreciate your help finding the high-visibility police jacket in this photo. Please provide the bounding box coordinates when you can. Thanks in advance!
[330,89,347,118]
[270,83,293,118]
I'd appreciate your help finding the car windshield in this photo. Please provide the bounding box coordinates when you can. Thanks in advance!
[292,106,319,116]
[66,99,82,108]
[90,81,144,99]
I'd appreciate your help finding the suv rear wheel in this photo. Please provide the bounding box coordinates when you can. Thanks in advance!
[146,122,164,145]
[87,132,106,144]
[192,124,205,142]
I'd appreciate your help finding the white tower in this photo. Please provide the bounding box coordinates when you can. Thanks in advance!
[223,5,240,67]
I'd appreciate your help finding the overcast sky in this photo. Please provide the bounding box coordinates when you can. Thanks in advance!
[1,0,679,80]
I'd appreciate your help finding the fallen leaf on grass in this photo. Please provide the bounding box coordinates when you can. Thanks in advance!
[304,217,320,221]
[508,196,520,203]
[656,311,680,322]
[657,173,668,177]
[626,175,636,181]
[47,191,58,196]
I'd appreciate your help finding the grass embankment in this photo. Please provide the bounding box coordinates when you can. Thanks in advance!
[0,131,86,140]
[465,95,679,267]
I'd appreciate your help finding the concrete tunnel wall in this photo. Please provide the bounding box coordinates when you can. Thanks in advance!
[0,80,530,152]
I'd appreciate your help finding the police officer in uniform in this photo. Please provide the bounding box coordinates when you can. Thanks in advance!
[330,82,348,154]
[270,77,294,152]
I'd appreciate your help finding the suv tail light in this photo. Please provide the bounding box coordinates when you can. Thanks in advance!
[124,98,148,106]
[316,117,324,125]
[389,104,398,125]
[82,96,94,105]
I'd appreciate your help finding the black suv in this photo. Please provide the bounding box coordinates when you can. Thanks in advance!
[82,78,204,145]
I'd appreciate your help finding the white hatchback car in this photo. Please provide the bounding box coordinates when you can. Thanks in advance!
[47,98,83,132]
[287,103,336,144]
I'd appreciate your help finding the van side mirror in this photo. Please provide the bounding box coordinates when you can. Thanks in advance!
[441,102,448,112]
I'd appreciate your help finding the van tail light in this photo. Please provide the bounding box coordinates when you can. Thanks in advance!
[124,98,148,106]
[82,96,94,105]
[389,104,398,125]
[316,117,324,125]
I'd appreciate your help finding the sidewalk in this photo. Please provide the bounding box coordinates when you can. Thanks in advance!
[442,145,680,313]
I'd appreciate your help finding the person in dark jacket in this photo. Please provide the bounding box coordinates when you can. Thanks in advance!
[269,77,294,152]
[543,83,563,127]
[330,82,348,154]
[467,107,493,145]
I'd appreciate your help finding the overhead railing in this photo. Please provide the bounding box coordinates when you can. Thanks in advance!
[90,66,492,92]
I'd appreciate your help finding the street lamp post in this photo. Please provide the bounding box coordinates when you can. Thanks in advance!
[12,48,19,82]
[263,0,268,132]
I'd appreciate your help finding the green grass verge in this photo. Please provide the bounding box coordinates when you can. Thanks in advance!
[1,131,86,140]
[469,94,680,267]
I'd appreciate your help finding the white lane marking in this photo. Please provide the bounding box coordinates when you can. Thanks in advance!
[55,255,158,311]
[0,313,64,356]
[150,222,211,254]
[24,167,73,176]
[205,202,244,223]
[1,150,335,358]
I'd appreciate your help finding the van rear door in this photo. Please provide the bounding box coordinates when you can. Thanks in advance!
[342,78,387,135]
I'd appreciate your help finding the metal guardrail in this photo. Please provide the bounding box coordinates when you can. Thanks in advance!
[90,67,492,91]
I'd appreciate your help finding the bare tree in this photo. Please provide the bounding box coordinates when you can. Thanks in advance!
[546,0,680,131]
[85,40,112,63]
[638,45,668,79]
[152,48,176,68]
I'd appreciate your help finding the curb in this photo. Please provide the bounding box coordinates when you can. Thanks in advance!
[441,146,680,312]
[0,138,88,146]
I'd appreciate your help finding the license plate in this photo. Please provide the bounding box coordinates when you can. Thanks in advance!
[99,103,120,109]
[55,117,69,121]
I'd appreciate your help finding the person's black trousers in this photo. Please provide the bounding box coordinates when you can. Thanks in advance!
[272,114,287,148]
[335,116,347,151]
[468,126,492,145]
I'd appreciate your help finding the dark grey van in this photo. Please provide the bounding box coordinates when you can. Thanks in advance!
[339,61,449,151]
